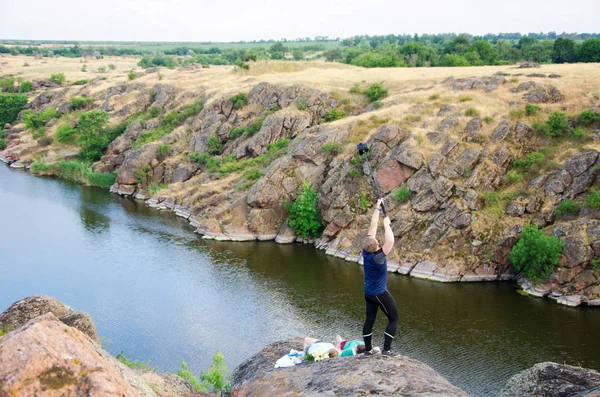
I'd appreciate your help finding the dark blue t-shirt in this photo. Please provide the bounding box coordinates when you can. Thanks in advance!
[363,248,387,295]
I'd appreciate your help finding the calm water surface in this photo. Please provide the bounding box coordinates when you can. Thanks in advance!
[1,165,599,396]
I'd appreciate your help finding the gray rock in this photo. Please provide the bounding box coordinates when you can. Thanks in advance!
[452,212,471,229]
[412,189,440,212]
[563,237,591,268]
[438,116,459,132]
[499,362,600,397]
[491,145,512,167]
[531,172,552,189]
[506,200,526,217]
[428,153,447,177]
[426,131,447,145]
[514,121,533,142]
[437,105,455,117]
[544,170,573,195]
[441,138,458,156]
[443,149,481,179]
[171,162,198,183]
[231,338,469,397]
[515,81,536,92]
[464,117,482,135]
[564,149,598,177]
[391,142,423,169]
[407,168,434,193]
[567,167,596,198]
[523,85,564,104]
[462,189,480,211]
[490,120,512,143]
[369,124,406,149]
[0,295,99,342]
[525,196,542,214]
[431,176,454,202]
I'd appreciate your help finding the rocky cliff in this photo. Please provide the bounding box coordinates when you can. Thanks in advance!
[0,295,206,397]
[2,64,600,306]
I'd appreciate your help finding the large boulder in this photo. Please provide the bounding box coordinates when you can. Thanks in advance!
[499,362,600,397]
[490,120,512,143]
[0,295,98,342]
[522,86,564,104]
[564,149,598,177]
[230,339,468,397]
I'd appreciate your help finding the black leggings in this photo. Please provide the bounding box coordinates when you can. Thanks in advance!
[362,290,399,351]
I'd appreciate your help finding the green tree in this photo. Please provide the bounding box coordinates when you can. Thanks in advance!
[78,110,110,161]
[439,54,470,67]
[576,38,600,62]
[0,93,28,126]
[469,40,498,64]
[364,82,388,102]
[50,73,66,85]
[292,49,304,61]
[509,225,564,282]
[285,181,323,239]
[552,38,576,63]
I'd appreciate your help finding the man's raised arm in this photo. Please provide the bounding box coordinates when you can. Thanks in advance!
[382,217,394,255]
[367,199,383,237]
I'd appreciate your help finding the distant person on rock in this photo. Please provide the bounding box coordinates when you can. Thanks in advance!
[362,198,398,356]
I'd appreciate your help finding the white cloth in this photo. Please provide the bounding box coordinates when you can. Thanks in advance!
[274,349,305,368]
[307,342,336,359]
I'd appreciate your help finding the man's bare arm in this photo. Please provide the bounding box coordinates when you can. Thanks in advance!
[368,199,383,236]
[382,217,394,255]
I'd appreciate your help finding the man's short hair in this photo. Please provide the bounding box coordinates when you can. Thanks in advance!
[363,235,379,253]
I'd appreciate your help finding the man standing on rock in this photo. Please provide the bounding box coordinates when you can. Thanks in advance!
[362,199,398,356]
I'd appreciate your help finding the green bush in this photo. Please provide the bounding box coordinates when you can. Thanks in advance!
[364,82,388,103]
[245,115,266,136]
[394,186,410,202]
[135,164,152,184]
[284,181,323,239]
[178,352,229,393]
[537,110,568,137]
[243,167,263,180]
[77,110,110,161]
[511,152,545,172]
[85,170,117,188]
[70,95,94,110]
[230,92,248,110]
[30,158,57,175]
[178,361,202,391]
[0,93,28,126]
[116,351,156,371]
[585,189,600,211]
[509,225,564,282]
[22,107,60,129]
[465,107,478,117]
[459,96,473,102]
[229,127,245,139]
[0,77,15,93]
[570,127,589,139]
[428,94,440,100]
[109,64,116,70]
[147,105,162,118]
[208,136,223,155]
[127,69,136,81]
[149,183,167,195]
[525,104,539,116]
[439,54,470,67]
[484,191,501,206]
[506,170,524,184]
[0,138,6,150]
[50,73,66,85]
[322,142,344,155]
[509,109,525,120]
[157,143,171,158]
[359,192,369,212]
[324,108,347,122]
[591,257,600,272]
[57,160,86,181]
[347,168,361,178]
[19,81,33,93]
[349,84,362,94]
[578,109,599,125]
[554,200,581,218]
[71,79,89,86]
[295,97,308,110]
[483,116,494,124]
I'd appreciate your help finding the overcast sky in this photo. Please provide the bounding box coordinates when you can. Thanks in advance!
[2,0,599,42]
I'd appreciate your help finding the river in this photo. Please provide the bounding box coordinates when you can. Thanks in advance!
[1,164,599,396]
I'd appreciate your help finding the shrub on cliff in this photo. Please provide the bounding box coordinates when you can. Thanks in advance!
[230,92,248,110]
[178,352,230,393]
[22,107,60,130]
[50,73,65,85]
[0,93,27,126]
[285,181,323,239]
[77,110,110,161]
[509,225,564,282]
[364,82,388,103]
[324,108,347,122]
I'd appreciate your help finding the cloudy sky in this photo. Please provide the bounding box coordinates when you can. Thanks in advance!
[2,0,599,42]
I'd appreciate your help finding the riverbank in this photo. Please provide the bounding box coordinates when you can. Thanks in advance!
[2,59,600,307]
